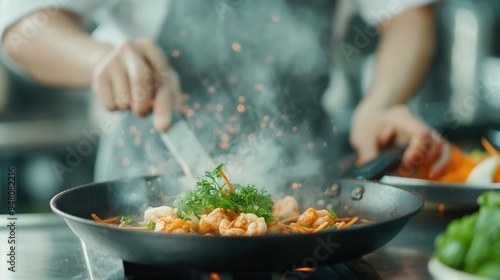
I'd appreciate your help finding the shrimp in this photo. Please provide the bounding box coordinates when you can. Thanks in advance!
[144,206,177,223]
[198,208,230,234]
[297,208,334,228]
[187,214,200,232]
[266,220,287,234]
[155,217,191,234]
[272,196,300,220]
[219,213,267,236]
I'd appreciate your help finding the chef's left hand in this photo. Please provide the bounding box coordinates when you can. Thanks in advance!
[350,105,444,171]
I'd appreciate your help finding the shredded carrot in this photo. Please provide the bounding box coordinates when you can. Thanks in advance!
[91,214,119,224]
[494,163,500,183]
[313,221,329,233]
[118,221,126,227]
[221,188,228,197]
[336,221,346,230]
[301,226,315,233]
[333,218,356,223]
[343,217,359,229]
[218,168,234,192]
[482,137,499,157]
[297,226,307,233]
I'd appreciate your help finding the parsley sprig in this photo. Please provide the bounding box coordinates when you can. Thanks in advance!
[173,164,275,223]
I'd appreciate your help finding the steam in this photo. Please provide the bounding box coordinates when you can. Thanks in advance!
[155,0,334,195]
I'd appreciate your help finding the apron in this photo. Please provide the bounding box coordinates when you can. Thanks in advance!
[94,0,339,191]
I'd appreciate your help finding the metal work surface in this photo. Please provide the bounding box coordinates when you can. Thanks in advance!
[0,209,473,280]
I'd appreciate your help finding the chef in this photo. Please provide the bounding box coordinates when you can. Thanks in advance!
[0,0,441,186]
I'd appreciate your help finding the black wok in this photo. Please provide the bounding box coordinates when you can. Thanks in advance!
[50,174,423,272]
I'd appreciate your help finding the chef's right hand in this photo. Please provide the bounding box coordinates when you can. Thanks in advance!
[91,38,181,131]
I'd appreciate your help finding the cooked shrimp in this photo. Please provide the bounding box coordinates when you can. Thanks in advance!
[187,214,200,232]
[266,220,287,234]
[144,206,177,223]
[219,213,267,236]
[198,208,230,234]
[155,217,191,234]
[272,196,300,220]
[297,208,334,228]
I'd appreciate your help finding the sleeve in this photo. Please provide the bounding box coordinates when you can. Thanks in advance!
[354,0,437,24]
[0,0,106,73]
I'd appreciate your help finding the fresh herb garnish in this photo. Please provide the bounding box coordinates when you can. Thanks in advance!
[329,209,338,219]
[173,163,275,223]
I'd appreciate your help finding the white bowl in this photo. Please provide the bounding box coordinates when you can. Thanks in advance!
[428,258,494,280]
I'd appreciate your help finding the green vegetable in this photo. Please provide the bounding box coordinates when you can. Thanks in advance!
[329,209,338,219]
[173,163,275,223]
[434,191,500,278]
[146,220,156,230]
[477,191,500,208]
[324,225,337,231]
[118,216,134,225]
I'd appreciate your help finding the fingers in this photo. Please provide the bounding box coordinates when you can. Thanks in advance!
[153,83,173,131]
[136,38,172,74]
[121,42,155,116]
[89,38,184,132]
[153,70,181,131]
[382,107,444,170]
[92,71,115,110]
[356,144,380,166]
[351,105,443,171]
[402,130,443,170]
[110,66,131,109]
[134,39,182,131]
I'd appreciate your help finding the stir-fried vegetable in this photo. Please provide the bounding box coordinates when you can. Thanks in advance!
[434,191,500,278]
[173,163,275,223]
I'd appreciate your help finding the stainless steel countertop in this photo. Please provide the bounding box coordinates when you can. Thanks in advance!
[0,209,474,280]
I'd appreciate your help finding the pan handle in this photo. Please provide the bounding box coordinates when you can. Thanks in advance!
[343,145,407,180]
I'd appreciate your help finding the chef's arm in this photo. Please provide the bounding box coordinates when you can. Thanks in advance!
[355,4,435,117]
[2,9,180,131]
[350,4,438,168]
[3,10,111,87]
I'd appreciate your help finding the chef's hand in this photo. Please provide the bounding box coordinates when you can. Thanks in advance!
[350,105,444,171]
[91,38,181,131]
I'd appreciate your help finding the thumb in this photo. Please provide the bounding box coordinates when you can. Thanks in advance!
[355,142,380,165]
[153,84,173,131]
[153,71,181,131]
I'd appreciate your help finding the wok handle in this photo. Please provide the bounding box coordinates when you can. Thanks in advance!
[344,145,407,180]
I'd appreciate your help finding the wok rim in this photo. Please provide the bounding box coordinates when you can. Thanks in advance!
[50,175,425,241]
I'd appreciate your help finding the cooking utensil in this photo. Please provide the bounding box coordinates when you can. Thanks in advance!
[379,176,500,206]
[342,145,407,180]
[50,174,423,272]
[341,144,500,206]
[160,111,215,183]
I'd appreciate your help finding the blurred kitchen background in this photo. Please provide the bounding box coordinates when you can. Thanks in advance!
[1,0,500,213]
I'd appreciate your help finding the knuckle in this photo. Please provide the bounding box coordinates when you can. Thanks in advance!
[119,41,135,53]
